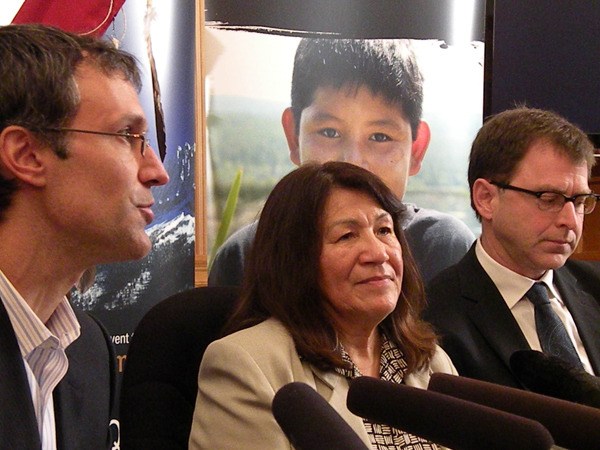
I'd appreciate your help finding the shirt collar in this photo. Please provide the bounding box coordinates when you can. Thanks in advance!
[0,269,81,358]
[475,239,558,309]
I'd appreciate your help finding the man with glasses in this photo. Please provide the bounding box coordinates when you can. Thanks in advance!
[425,106,600,388]
[0,24,169,449]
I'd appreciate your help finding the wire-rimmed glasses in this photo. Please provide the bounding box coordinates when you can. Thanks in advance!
[42,127,149,157]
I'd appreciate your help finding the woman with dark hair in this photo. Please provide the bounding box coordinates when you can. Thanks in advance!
[189,161,457,449]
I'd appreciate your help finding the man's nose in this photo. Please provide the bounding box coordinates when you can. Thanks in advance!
[140,147,169,186]
[556,199,580,230]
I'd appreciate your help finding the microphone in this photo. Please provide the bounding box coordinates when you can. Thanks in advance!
[510,349,600,408]
[428,372,600,450]
[347,376,553,450]
[272,382,369,450]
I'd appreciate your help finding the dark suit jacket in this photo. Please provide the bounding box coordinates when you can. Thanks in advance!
[0,298,117,450]
[425,245,600,388]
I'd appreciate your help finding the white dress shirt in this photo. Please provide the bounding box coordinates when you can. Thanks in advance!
[475,240,594,374]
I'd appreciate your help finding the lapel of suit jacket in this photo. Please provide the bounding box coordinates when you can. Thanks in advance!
[554,265,600,374]
[308,366,372,446]
[458,248,531,371]
[0,298,42,449]
[54,364,85,449]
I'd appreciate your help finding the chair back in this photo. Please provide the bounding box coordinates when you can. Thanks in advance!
[120,286,240,449]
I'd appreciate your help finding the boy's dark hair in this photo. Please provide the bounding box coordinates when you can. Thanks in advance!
[290,38,424,140]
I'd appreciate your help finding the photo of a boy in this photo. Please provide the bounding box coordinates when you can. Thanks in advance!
[209,38,475,286]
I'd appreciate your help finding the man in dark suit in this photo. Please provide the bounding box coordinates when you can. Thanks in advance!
[0,24,169,449]
[426,107,600,388]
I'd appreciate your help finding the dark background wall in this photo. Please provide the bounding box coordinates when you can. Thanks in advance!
[485,0,600,144]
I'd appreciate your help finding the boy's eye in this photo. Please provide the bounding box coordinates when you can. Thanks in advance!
[319,128,340,139]
[369,133,392,142]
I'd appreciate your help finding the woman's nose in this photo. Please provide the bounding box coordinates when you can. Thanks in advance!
[359,233,389,264]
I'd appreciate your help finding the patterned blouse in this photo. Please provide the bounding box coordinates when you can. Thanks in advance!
[335,334,438,450]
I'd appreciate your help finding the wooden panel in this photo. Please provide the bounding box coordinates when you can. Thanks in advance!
[195,0,208,286]
[572,155,600,260]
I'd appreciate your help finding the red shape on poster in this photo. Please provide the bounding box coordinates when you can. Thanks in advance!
[12,0,126,36]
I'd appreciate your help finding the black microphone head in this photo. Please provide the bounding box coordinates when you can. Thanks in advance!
[429,372,600,450]
[347,376,553,450]
[510,349,600,409]
[272,382,369,450]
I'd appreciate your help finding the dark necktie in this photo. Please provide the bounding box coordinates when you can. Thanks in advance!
[526,282,584,370]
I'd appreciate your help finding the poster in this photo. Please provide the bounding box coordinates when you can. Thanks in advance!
[204,1,486,265]
[68,0,197,375]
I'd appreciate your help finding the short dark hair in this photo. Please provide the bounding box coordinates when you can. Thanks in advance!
[226,161,437,374]
[468,107,596,220]
[290,38,424,140]
[0,23,141,215]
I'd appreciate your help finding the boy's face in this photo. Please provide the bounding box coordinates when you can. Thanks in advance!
[282,85,430,199]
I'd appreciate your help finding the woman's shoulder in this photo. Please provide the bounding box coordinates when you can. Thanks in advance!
[404,345,458,389]
[228,317,289,339]
[201,317,311,387]
[208,317,294,355]
[429,345,458,374]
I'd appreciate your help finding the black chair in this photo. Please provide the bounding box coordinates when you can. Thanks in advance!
[119,286,240,449]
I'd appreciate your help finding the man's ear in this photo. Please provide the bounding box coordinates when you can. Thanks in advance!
[282,107,301,166]
[472,178,496,221]
[0,126,48,187]
[408,121,431,176]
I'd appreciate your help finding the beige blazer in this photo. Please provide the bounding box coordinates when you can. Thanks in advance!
[189,318,457,449]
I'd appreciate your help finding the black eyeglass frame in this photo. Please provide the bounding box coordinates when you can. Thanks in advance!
[490,180,599,215]
[41,127,149,157]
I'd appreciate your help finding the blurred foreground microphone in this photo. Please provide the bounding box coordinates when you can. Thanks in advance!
[272,382,369,450]
[429,372,600,450]
[347,376,553,450]
[510,349,600,408]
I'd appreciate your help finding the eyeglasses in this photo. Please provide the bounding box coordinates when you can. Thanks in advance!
[41,127,149,157]
[490,181,599,215]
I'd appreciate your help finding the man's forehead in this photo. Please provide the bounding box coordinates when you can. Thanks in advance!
[72,64,146,126]
[521,140,589,168]
[512,143,590,184]
[74,62,134,87]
